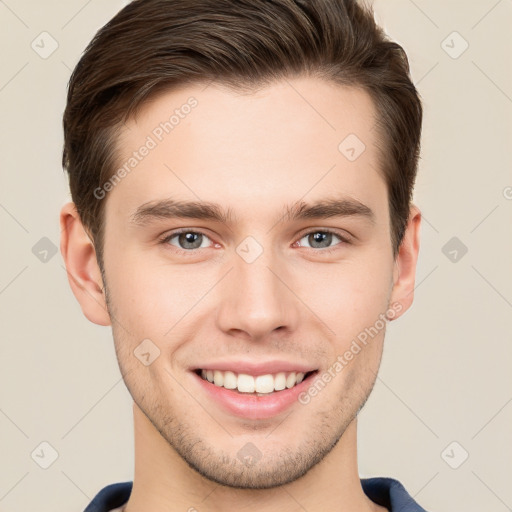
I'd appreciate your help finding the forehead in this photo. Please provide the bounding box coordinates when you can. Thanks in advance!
[105,77,387,228]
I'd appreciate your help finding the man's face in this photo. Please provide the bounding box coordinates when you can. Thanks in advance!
[101,77,400,488]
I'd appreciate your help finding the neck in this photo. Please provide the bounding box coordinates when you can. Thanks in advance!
[124,403,384,512]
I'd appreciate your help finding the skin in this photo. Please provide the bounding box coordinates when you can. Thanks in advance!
[60,77,421,512]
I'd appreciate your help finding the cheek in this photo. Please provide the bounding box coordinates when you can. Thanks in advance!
[105,238,393,343]
[105,252,200,335]
[301,253,393,325]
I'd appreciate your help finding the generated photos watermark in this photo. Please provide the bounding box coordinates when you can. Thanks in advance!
[93,96,198,200]
[298,301,403,405]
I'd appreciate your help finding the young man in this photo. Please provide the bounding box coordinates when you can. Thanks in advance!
[59,0,426,510]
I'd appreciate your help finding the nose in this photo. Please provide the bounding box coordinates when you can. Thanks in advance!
[215,244,300,341]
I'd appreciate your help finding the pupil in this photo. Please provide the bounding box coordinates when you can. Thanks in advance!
[180,232,201,249]
[310,232,331,248]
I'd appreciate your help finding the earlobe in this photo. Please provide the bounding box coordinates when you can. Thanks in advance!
[389,204,421,320]
[59,202,111,326]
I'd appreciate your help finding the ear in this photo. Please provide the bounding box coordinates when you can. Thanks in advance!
[388,204,421,320]
[59,201,111,326]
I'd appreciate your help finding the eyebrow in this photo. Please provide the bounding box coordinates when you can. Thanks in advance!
[129,196,375,227]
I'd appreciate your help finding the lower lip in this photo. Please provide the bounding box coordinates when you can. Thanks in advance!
[190,370,318,420]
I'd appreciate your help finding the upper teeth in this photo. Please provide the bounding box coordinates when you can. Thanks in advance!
[201,369,307,393]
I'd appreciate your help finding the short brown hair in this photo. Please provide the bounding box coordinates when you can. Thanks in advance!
[62,0,422,270]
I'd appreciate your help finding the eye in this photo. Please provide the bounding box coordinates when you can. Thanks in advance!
[295,229,349,252]
[159,230,214,252]
[157,228,351,256]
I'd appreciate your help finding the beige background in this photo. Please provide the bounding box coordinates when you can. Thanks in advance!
[1,1,511,511]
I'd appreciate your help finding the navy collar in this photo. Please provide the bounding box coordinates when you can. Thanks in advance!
[84,477,429,512]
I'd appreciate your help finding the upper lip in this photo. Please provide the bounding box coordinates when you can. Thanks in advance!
[191,360,318,377]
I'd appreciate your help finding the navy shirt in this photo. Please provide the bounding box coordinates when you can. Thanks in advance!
[83,477,429,511]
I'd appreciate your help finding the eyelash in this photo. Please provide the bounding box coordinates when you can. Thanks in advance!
[157,228,351,256]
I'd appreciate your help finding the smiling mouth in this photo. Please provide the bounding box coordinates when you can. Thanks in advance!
[193,368,318,395]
